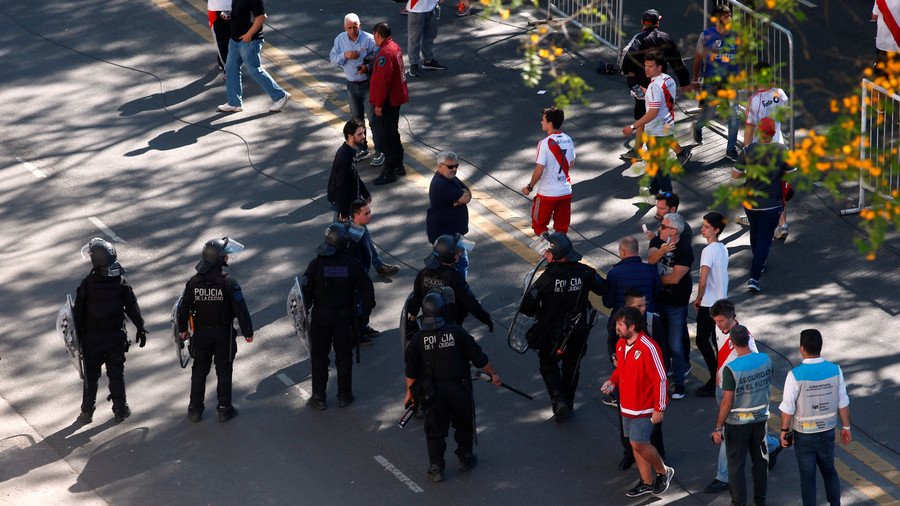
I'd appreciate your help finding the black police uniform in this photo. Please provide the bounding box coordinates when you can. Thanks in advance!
[177,266,253,416]
[405,321,488,472]
[74,271,145,417]
[519,261,606,412]
[406,264,492,330]
[301,251,375,402]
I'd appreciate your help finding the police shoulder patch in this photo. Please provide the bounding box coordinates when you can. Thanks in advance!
[377,55,386,67]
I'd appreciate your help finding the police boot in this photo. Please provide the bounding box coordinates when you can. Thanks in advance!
[306,395,327,410]
[458,453,478,472]
[338,393,355,408]
[187,406,203,423]
[78,407,95,424]
[552,397,570,423]
[113,404,131,423]
[427,463,445,483]
[373,168,397,185]
[217,405,239,422]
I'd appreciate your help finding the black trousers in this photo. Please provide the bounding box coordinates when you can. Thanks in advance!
[190,331,236,411]
[376,103,403,172]
[618,409,665,460]
[695,306,718,382]
[537,327,588,408]
[310,320,355,398]
[82,340,127,411]
[725,421,769,506]
[425,378,474,468]
[211,12,230,70]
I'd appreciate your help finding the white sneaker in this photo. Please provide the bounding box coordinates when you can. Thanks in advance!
[270,92,292,112]
[774,224,789,240]
[737,215,749,226]
[217,103,242,112]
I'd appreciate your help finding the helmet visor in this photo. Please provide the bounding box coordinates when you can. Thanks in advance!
[222,237,245,259]
[529,235,552,255]
[458,237,475,253]
[80,237,105,261]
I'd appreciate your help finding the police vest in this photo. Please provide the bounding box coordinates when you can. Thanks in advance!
[83,274,129,333]
[189,274,232,330]
[415,324,472,381]
[725,352,772,425]
[417,266,465,321]
[310,255,359,312]
[790,361,843,434]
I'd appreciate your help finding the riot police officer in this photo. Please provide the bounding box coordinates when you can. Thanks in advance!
[73,238,147,424]
[301,223,375,409]
[519,233,607,421]
[404,291,501,483]
[177,237,253,423]
[406,234,493,332]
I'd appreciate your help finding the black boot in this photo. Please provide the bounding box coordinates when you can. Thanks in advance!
[373,169,397,185]
[78,407,95,424]
[113,404,131,423]
[217,405,239,422]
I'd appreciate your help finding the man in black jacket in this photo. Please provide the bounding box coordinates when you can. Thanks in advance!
[74,238,147,424]
[519,233,607,421]
[178,237,253,423]
[619,9,691,159]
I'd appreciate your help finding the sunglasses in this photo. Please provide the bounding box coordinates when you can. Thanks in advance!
[442,163,460,170]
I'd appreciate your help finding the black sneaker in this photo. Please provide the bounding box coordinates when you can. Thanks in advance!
[748,279,761,293]
[553,403,571,423]
[376,263,400,277]
[77,407,94,424]
[619,148,638,161]
[306,395,327,410]
[427,464,445,482]
[768,444,783,470]
[724,149,739,162]
[363,325,381,337]
[652,466,674,495]
[394,164,407,176]
[370,152,385,167]
[217,406,238,422]
[692,122,703,144]
[602,393,619,407]
[353,149,371,162]
[676,149,692,166]
[422,59,447,70]
[373,170,397,185]
[408,64,422,77]
[625,480,653,497]
[458,453,478,472]
[338,393,355,408]
[358,335,374,346]
[704,478,729,494]
[188,407,203,423]
[113,404,131,423]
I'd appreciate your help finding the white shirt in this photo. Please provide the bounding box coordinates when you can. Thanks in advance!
[407,0,439,13]
[874,1,900,51]
[534,132,575,197]
[715,325,758,387]
[778,357,851,414]
[746,87,789,144]
[208,0,231,11]
[700,241,729,307]
[645,73,677,137]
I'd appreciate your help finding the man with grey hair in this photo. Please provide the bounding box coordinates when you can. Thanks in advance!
[330,13,383,165]
[427,151,472,277]
[648,212,694,400]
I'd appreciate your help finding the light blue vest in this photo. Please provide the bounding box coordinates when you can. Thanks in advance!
[725,352,772,425]
[791,360,842,433]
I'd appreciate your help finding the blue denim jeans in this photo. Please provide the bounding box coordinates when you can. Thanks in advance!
[658,303,688,387]
[346,80,381,153]
[696,81,740,153]
[225,39,287,107]
[795,430,841,506]
[407,10,438,66]
[746,206,782,281]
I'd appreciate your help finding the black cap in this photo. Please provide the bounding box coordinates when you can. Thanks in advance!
[642,9,661,25]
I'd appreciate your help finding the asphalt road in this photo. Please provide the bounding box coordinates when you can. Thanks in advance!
[0,1,897,505]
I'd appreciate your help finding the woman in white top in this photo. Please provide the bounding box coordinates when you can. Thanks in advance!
[693,212,729,397]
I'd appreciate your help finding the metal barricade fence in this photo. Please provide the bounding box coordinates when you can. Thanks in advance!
[547,0,623,52]
[841,79,900,215]
[702,0,795,146]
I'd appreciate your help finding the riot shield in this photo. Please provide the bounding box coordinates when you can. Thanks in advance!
[287,277,311,362]
[170,293,191,369]
[399,291,418,355]
[56,294,84,379]
[507,258,547,354]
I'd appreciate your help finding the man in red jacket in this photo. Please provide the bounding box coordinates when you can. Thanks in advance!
[369,21,409,186]
[602,306,674,498]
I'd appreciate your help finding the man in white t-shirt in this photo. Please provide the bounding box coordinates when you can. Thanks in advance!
[702,299,781,495]
[522,107,575,236]
[622,52,691,195]
[744,63,789,146]
[873,0,900,72]
[692,212,729,399]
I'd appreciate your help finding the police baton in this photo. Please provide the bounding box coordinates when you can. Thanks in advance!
[398,401,416,429]
[474,370,533,400]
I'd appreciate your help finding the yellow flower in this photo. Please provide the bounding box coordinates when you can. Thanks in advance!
[553,47,563,56]
[538,48,549,58]
[866,252,877,261]
[530,34,539,44]
[765,0,777,8]
[500,9,510,19]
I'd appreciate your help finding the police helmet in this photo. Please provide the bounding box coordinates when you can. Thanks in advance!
[317,222,350,256]
[420,291,448,330]
[424,234,463,268]
[81,238,125,277]
[196,237,245,273]
[546,232,582,262]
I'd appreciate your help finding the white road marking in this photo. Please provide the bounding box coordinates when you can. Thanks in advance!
[277,372,310,400]
[16,157,47,178]
[88,217,127,243]
[374,455,424,493]
[797,0,817,7]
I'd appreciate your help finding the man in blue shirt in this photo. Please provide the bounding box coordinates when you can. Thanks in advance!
[330,13,383,166]
[426,151,472,277]
[691,4,740,161]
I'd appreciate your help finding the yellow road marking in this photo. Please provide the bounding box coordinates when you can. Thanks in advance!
[151,0,899,495]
